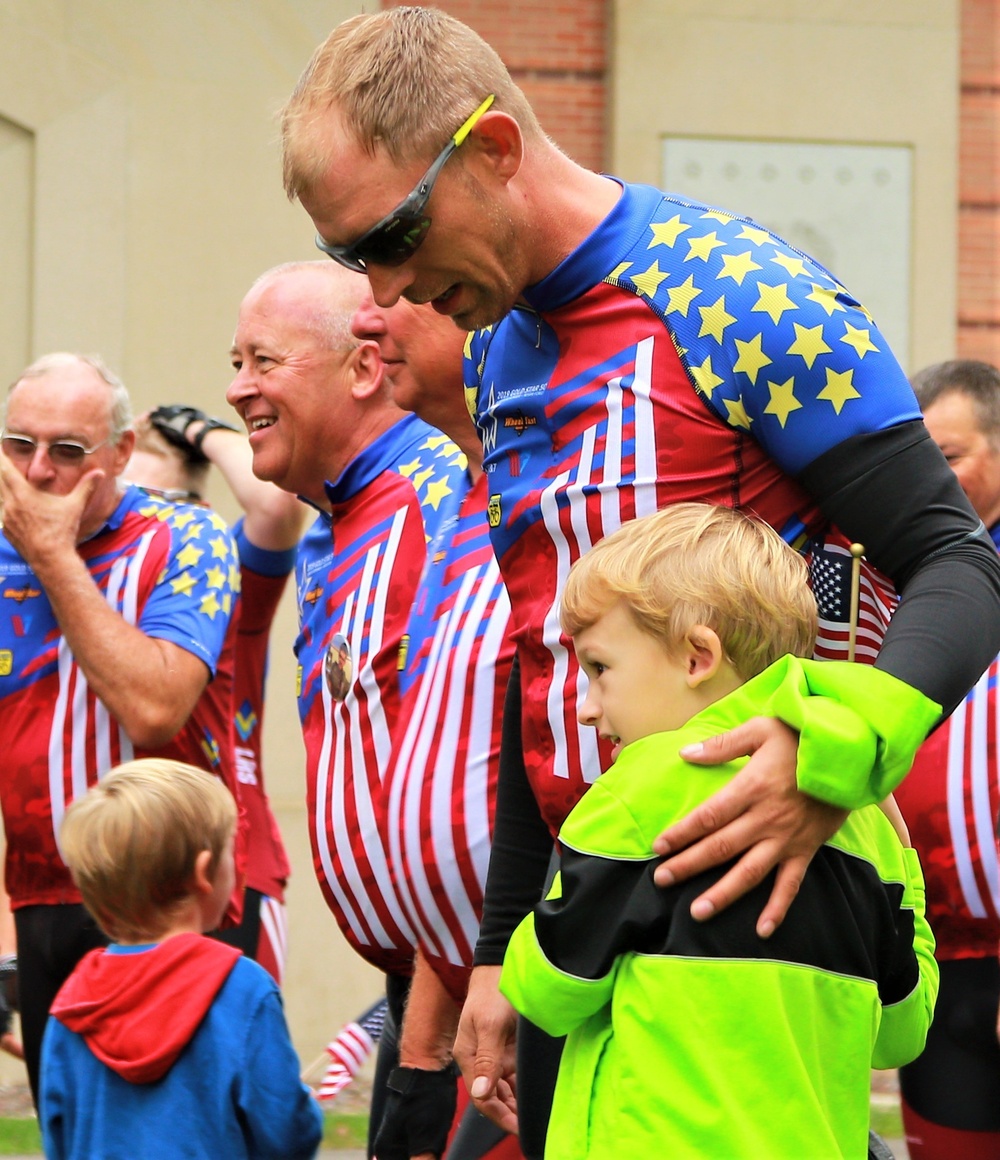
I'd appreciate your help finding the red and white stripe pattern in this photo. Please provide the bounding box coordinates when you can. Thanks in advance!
[384,478,515,1001]
[896,658,1000,959]
[255,895,289,987]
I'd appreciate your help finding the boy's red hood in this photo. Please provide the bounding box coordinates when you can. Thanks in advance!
[50,934,241,1084]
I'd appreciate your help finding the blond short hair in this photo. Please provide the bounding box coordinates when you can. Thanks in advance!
[281,6,544,199]
[60,759,237,942]
[560,504,817,680]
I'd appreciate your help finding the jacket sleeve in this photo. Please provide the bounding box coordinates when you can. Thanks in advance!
[238,986,324,1159]
[871,847,940,1069]
[500,783,654,1037]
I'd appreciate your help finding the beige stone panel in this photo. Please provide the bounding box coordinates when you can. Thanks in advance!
[610,0,960,371]
[0,118,32,388]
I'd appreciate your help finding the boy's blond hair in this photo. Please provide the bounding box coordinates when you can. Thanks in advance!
[60,759,236,942]
[560,503,817,680]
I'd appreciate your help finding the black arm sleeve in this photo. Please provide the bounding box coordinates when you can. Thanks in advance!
[797,420,1000,718]
[473,653,555,965]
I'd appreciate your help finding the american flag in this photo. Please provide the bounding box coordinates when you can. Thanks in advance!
[808,535,897,665]
[312,997,388,1103]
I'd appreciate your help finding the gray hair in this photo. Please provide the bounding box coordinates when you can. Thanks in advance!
[911,359,1000,445]
[8,352,133,443]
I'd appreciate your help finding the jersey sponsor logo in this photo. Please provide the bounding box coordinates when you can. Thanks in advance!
[503,410,537,436]
[487,494,502,528]
[234,699,258,742]
[0,650,11,676]
[398,634,410,672]
[200,732,221,768]
[304,584,323,605]
[3,584,40,603]
[235,745,260,786]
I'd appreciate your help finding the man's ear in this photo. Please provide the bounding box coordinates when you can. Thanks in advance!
[348,340,386,401]
[465,110,523,186]
[112,428,136,476]
[682,625,724,688]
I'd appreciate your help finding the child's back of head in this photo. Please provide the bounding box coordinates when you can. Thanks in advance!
[60,758,236,943]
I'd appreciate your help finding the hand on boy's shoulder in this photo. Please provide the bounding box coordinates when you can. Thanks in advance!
[651,717,846,938]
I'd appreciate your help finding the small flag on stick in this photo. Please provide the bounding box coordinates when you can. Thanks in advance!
[304,997,388,1103]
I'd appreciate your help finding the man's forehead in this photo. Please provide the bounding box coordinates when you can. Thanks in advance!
[7,366,113,425]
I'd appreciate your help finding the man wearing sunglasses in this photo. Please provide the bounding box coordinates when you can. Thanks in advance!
[0,352,240,1107]
[280,8,1000,1152]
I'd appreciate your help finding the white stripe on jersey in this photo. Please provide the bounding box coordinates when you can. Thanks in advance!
[947,677,986,917]
[314,510,414,952]
[975,671,1000,911]
[466,566,511,886]
[259,895,289,985]
[49,530,156,856]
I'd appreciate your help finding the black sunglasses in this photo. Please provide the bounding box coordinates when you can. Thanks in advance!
[315,95,495,273]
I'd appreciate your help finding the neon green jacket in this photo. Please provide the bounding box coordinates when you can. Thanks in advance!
[501,656,939,1159]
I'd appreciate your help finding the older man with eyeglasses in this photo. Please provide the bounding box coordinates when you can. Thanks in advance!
[0,352,241,1107]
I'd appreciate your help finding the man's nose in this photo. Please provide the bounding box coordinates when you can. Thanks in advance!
[351,292,387,341]
[366,263,414,309]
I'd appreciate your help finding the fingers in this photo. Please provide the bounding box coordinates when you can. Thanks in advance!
[652,779,748,860]
[755,857,808,938]
[468,1076,519,1135]
[655,718,798,857]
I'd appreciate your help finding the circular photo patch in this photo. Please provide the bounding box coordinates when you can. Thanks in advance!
[324,634,353,702]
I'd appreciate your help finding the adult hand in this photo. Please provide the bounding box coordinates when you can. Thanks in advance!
[0,452,103,563]
[453,965,519,1134]
[652,717,847,937]
[372,1064,457,1160]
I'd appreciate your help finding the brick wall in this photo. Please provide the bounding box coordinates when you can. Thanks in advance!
[959,0,1000,363]
[383,0,608,171]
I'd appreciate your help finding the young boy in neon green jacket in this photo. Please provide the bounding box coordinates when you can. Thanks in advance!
[500,503,939,1159]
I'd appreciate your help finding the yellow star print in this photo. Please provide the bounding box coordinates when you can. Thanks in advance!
[170,510,196,530]
[723,396,753,430]
[176,543,204,569]
[607,261,632,281]
[665,274,702,318]
[786,323,832,370]
[840,322,880,359]
[764,378,802,428]
[733,334,773,386]
[222,592,232,615]
[698,295,738,344]
[422,434,452,453]
[632,260,670,300]
[199,592,222,619]
[413,466,435,491]
[752,282,798,325]
[171,571,196,597]
[817,368,862,414]
[805,284,845,316]
[690,355,724,397]
[182,523,203,544]
[700,209,736,225]
[717,251,762,287]
[208,512,229,533]
[648,216,690,249]
[424,477,454,511]
[205,565,227,590]
[737,225,773,246]
[771,252,810,279]
[397,457,423,479]
[685,232,726,263]
[210,535,230,561]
